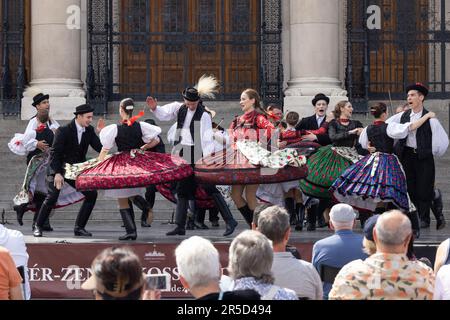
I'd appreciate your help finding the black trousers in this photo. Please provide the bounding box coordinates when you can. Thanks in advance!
[35,175,98,228]
[401,148,435,224]
[145,185,157,208]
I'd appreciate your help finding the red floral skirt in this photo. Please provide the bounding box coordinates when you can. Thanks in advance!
[195,148,308,185]
[156,183,215,209]
[75,151,193,191]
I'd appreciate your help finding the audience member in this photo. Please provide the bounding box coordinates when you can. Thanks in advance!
[434,238,450,273]
[0,246,23,300]
[434,264,450,300]
[0,224,30,299]
[175,236,260,300]
[329,210,435,300]
[257,206,322,299]
[228,230,297,300]
[312,204,368,299]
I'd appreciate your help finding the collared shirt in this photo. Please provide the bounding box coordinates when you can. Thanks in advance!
[406,109,423,148]
[386,109,449,156]
[316,115,325,128]
[272,252,323,300]
[312,230,367,299]
[329,253,435,300]
[233,277,297,300]
[151,101,215,156]
[75,120,86,145]
[24,117,60,151]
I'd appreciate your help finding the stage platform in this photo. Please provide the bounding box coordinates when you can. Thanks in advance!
[2,217,447,299]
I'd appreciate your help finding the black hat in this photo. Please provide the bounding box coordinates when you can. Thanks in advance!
[74,104,95,115]
[406,83,429,97]
[312,93,330,106]
[144,118,156,126]
[32,93,50,107]
[363,214,380,242]
[182,87,200,102]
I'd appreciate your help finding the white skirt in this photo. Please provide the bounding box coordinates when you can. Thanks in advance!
[104,187,144,199]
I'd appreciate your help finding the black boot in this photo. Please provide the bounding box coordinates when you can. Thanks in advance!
[418,201,431,229]
[166,198,188,236]
[42,217,53,232]
[132,196,152,228]
[431,189,446,230]
[306,204,317,231]
[14,203,27,226]
[285,198,297,226]
[407,210,421,239]
[34,203,52,237]
[74,201,95,237]
[119,208,137,241]
[211,193,237,237]
[237,204,253,227]
[193,208,209,230]
[209,208,220,227]
[295,203,305,231]
[316,200,329,228]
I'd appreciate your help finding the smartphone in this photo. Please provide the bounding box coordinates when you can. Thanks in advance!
[145,274,171,292]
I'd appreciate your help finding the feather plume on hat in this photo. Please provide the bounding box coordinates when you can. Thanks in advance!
[23,86,44,98]
[195,75,220,100]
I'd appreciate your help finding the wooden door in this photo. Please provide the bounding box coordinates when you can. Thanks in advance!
[368,0,429,93]
[120,0,260,98]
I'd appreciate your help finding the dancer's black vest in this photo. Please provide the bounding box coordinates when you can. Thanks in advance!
[394,108,432,160]
[115,122,145,152]
[27,125,54,164]
[175,103,206,146]
[366,123,394,154]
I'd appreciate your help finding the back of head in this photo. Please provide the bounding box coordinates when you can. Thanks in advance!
[175,236,220,288]
[252,203,273,228]
[375,210,411,248]
[257,206,289,245]
[120,98,135,117]
[83,247,143,300]
[329,203,356,230]
[228,230,274,284]
[285,111,299,126]
[370,102,387,118]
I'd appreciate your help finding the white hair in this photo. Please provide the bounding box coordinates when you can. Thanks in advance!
[375,210,412,245]
[175,236,220,288]
[228,230,274,284]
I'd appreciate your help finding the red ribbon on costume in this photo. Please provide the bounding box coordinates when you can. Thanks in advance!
[15,141,22,146]
[267,111,282,121]
[373,121,385,126]
[36,124,46,133]
[338,118,350,124]
[123,111,145,126]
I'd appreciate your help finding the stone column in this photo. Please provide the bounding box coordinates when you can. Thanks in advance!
[21,0,85,120]
[284,0,347,118]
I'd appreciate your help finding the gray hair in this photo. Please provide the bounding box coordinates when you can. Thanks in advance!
[252,203,273,227]
[228,230,274,284]
[257,206,290,245]
[175,236,220,288]
[375,210,412,245]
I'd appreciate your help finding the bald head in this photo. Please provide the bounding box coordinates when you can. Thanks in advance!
[375,210,412,247]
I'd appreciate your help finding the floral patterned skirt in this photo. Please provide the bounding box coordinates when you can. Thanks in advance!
[299,145,360,199]
[286,141,321,158]
[72,150,193,191]
[14,152,84,212]
[330,152,409,211]
[195,140,308,185]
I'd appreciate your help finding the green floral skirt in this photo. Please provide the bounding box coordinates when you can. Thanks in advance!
[299,145,354,199]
